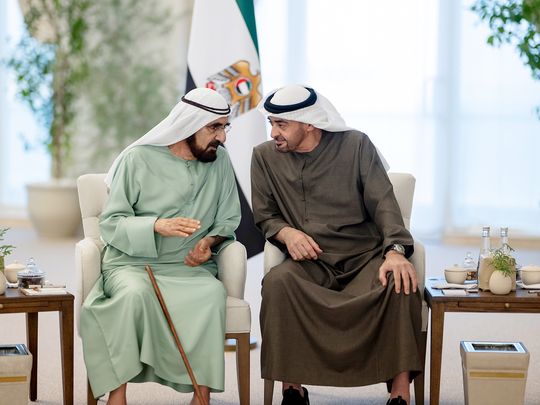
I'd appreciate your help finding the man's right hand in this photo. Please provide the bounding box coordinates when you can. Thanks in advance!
[154,217,200,237]
[276,227,323,261]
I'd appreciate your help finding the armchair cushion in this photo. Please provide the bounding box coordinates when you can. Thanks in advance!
[225,296,251,334]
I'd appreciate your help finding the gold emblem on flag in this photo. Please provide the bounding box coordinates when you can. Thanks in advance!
[205,60,261,118]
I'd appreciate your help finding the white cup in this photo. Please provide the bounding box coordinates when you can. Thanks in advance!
[520,265,540,285]
[444,267,468,284]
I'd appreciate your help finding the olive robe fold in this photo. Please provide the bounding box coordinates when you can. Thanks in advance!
[80,145,240,398]
[251,130,422,386]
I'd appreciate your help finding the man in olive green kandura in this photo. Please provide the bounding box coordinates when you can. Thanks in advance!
[252,85,423,405]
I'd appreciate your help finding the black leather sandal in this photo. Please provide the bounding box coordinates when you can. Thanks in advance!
[386,396,407,405]
[281,386,310,405]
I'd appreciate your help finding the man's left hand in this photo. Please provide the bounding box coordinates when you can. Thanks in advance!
[184,238,212,267]
[378,251,418,294]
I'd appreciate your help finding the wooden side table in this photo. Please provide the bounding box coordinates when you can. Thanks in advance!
[0,288,74,405]
[424,280,540,405]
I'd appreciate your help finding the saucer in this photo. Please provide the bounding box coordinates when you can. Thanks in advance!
[432,281,478,290]
[516,281,540,289]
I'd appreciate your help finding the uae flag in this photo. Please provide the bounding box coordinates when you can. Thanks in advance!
[186,0,266,258]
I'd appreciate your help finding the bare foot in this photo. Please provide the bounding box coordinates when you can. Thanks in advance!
[390,371,410,404]
[189,386,210,405]
[107,383,127,405]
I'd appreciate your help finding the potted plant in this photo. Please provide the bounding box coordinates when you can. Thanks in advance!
[5,0,93,237]
[0,227,16,272]
[488,244,516,295]
[0,227,16,294]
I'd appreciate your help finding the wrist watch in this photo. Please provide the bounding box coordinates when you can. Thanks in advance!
[386,243,405,256]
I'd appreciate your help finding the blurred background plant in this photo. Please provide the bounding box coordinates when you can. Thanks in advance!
[4,0,178,179]
[472,0,540,117]
[81,0,178,169]
[6,0,93,179]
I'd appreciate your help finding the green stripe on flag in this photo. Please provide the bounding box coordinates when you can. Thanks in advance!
[235,0,259,54]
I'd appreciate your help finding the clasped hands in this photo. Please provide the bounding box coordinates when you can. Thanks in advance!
[277,226,417,294]
[154,217,212,267]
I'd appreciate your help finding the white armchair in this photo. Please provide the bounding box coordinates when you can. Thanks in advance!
[75,173,251,405]
[262,172,427,405]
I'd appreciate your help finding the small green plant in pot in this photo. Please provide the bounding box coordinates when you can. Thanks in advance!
[488,244,516,295]
[0,227,16,272]
[492,244,516,276]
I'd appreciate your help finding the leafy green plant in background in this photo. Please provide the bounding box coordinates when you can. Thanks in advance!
[5,0,177,177]
[6,0,93,179]
[83,0,177,167]
[472,0,540,117]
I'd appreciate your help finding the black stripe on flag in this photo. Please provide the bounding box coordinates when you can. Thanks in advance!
[185,69,265,258]
[234,177,265,258]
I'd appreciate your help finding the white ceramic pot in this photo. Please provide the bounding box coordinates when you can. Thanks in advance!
[489,271,512,295]
[0,271,6,295]
[4,261,26,283]
[27,179,81,238]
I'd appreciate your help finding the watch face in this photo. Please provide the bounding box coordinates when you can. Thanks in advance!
[392,244,405,255]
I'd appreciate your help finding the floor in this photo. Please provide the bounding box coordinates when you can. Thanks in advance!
[1,227,540,404]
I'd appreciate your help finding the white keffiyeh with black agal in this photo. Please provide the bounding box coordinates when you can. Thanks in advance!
[105,87,230,187]
[258,84,389,169]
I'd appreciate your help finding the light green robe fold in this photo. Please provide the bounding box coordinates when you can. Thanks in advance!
[80,145,240,398]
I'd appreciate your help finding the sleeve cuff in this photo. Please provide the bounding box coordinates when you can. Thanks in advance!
[124,216,158,258]
[206,227,236,255]
[261,219,290,240]
[383,243,414,259]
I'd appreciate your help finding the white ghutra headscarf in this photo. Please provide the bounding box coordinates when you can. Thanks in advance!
[258,84,389,169]
[104,88,230,187]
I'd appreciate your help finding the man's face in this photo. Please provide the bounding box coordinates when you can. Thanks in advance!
[187,117,230,162]
[268,117,309,153]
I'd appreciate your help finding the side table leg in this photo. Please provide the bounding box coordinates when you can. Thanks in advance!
[429,303,445,405]
[60,300,74,405]
[26,312,38,401]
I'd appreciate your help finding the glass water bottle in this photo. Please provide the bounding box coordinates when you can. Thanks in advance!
[477,226,491,289]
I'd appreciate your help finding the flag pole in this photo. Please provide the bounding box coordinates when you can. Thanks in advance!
[145,265,207,405]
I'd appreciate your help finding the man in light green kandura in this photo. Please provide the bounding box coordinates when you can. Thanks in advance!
[80,88,241,405]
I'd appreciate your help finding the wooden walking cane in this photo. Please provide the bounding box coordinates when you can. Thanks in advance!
[145,265,208,405]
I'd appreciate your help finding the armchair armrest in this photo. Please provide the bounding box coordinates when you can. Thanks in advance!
[74,237,102,334]
[263,241,286,276]
[215,241,247,299]
[409,239,428,332]
[409,240,426,299]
